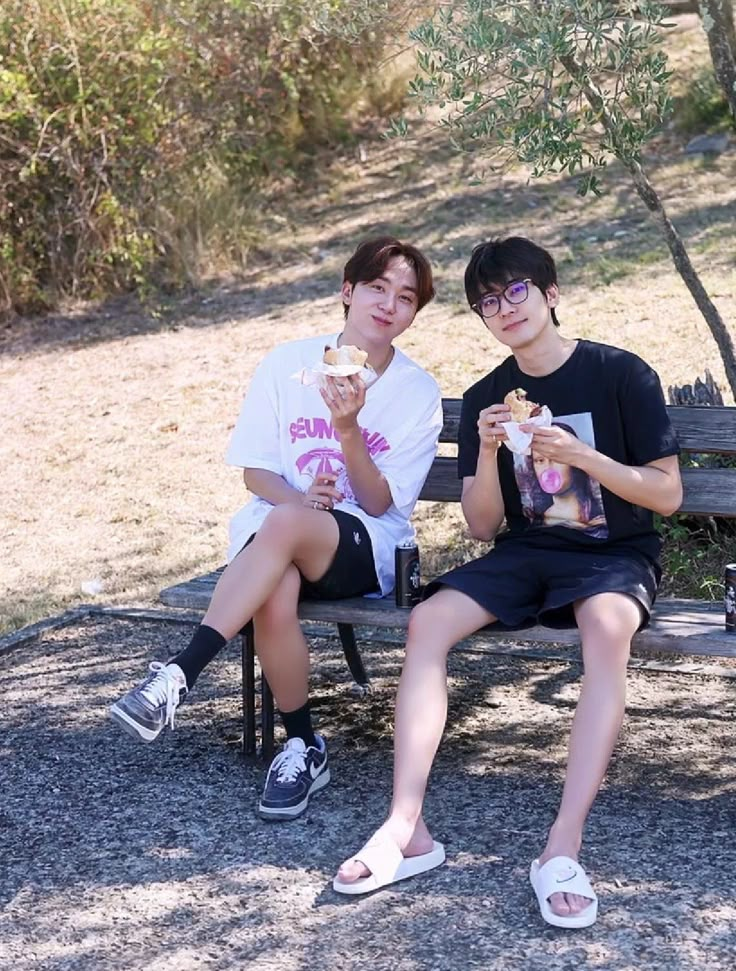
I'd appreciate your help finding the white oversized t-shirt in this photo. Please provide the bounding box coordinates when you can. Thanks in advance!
[225,333,442,597]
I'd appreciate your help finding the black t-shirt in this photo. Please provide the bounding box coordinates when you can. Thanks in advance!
[458,340,680,562]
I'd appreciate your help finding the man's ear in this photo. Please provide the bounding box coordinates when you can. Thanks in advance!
[546,284,560,307]
[341,282,353,305]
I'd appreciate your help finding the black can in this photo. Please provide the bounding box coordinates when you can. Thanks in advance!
[726,563,736,633]
[395,541,422,608]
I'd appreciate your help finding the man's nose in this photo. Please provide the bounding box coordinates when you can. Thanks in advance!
[378,291,396,312]
[499,294,516,315]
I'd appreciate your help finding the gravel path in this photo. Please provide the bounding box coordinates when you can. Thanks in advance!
[1,613,735,970]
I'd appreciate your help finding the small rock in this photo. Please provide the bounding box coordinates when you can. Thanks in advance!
[684,133,730,156]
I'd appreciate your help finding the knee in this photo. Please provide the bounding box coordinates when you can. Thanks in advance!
[259,503,301,537]
[577,595,639,661]
[406,600,436,641]
[254,565,301,630]
[580,615,633,672]
[405,600,453,657]
[589,605,639,643]
[256,503,312,552]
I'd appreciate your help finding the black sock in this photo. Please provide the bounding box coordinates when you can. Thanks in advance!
[280,702,317,749]
[169,624,227,689]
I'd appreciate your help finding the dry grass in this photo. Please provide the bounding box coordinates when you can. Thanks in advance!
[2,16,735,635]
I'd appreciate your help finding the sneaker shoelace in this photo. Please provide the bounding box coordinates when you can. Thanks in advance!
[270,743,308,784]
[140,661,183,730]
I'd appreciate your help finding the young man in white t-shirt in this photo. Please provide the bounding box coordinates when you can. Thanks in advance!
[110,237,443,820]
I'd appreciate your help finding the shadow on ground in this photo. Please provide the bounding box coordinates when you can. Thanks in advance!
[4,134,734,363]
[1,614,735,970]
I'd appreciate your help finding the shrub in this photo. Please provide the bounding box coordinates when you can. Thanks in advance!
[658,512,733,600]
[657,447,736,599]
[0,0,402,314]
[673,65,733,133]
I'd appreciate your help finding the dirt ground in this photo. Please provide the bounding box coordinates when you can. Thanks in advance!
[1,611,735,970]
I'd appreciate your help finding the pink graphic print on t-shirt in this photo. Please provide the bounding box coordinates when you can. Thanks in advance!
[512,411,608,538]
[290,415,390,502]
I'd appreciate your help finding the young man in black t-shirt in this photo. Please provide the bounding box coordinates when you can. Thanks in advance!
[334,237,682,929]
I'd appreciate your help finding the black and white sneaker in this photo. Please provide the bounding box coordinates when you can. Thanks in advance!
[258,735,330,820]
[109,662,187,743]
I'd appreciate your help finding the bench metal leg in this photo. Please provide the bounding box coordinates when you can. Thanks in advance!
[240,619,276,763]
[261,675,275,765]
[241,621,256,756]
[337,622,371,693]
[244,620,364,761]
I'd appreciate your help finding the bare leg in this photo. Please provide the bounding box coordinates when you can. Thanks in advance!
[538,592,640,918]
[253,563,309,712]
[337,588,495,882]
[202,504,340,640]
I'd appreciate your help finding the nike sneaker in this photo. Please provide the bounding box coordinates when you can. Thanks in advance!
[109,662,187,743]
[258,735,330,820]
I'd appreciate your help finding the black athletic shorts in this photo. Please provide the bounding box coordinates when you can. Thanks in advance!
[300,509,379,600]
[423,535,660,631]
[241,509,379,602]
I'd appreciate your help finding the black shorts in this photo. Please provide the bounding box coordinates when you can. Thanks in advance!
[242,509,378,602]
[300,509,379,600]
[424,535,660,631]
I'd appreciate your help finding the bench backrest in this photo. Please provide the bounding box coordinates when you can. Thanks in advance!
[419,400,736,517]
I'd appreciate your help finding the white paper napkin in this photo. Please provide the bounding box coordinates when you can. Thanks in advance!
[501,405,553,454]
[291,360,377,390]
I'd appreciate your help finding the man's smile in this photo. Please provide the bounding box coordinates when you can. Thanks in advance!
[502,317,527,332]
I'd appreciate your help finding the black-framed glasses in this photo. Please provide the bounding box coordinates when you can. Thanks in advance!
[472,278,532,319]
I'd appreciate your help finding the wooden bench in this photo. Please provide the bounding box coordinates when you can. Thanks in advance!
[160,399,736,761]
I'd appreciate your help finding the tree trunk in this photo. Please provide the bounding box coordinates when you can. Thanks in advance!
[698,0,736,122]
[625,160,736,399]
[561,52,736,400]
[725,0,736,53]
[715,0,735,57]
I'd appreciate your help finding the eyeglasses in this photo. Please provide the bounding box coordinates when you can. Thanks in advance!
[472,279,532,319]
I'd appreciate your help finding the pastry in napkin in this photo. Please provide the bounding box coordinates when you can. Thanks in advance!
[501,388,552,454]
[292,344,376,389]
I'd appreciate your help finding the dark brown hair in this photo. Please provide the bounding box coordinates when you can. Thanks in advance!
[342,236,435,319]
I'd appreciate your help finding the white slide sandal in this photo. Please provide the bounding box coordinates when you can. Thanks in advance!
[333,835,445,896]
[529,856,599,929]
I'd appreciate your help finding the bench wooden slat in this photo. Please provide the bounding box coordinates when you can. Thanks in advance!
[439,400,736,454]
[160,571,736,659]
[420,459,736,516]
[667,405,736,454]
[678,468,736,516]
[418,457,459,500]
